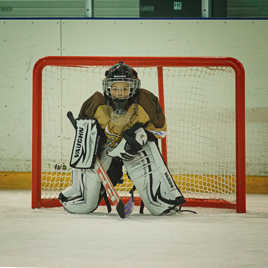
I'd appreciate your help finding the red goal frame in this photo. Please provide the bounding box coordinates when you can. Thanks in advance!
[32,56,246,213]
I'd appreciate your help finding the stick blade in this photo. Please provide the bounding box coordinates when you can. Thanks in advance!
[124,197,134,217]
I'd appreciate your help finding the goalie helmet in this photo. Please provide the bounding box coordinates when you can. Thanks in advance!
[103,62,140,114]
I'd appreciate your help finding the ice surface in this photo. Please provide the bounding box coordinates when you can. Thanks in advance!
[0,190,268,268]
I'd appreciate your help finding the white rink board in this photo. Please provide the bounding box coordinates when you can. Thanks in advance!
[0,20,60,171]
[0,19,267,175]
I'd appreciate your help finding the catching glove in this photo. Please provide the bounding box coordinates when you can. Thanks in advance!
[108,123,148,160]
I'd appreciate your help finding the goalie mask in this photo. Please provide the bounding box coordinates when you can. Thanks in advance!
[103,62,140,114]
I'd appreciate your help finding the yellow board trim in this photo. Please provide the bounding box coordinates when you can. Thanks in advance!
[0,172,32,190]
[0,172,268,194]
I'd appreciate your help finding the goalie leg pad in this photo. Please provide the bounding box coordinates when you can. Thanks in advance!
[123,141,185,215]
[61,147,113,214]
[61,169,102,214]
[61,169,85,199]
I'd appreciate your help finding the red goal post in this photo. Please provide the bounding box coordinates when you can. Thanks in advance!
[32,56,246,213]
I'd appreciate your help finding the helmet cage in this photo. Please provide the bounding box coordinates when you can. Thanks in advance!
[103,77,140,100]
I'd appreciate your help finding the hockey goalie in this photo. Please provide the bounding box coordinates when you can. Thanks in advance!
[58,62,185,216]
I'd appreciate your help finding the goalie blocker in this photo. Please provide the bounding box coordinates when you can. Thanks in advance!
[70,119,102,169]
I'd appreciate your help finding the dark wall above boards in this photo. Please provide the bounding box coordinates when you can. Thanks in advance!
[1,0,267,18]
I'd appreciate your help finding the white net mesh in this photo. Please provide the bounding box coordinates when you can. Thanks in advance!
[164,67,236,202]
[40,64,236,204]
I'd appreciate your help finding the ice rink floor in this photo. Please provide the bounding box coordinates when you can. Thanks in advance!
[0,190,268,268]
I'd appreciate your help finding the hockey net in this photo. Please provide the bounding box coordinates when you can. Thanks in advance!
[32,56,246,212]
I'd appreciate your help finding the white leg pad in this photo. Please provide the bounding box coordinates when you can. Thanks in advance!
[124,141,184,215]
[62,169,85,199]
[61,148,113,214]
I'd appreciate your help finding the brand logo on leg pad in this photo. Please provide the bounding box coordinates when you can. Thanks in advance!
[164,172,174,188]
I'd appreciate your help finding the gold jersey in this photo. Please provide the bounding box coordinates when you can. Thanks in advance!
[78,88,167,148]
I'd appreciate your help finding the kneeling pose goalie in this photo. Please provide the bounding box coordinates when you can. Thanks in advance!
[59,62,185,216]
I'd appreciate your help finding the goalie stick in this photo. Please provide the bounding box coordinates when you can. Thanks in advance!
[67,111,133,219]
